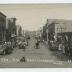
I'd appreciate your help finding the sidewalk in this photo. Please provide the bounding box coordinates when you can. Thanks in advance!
[42,41,69,61]
[52,51,69,61]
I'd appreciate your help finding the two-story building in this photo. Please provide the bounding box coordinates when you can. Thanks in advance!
[0,12,6,43]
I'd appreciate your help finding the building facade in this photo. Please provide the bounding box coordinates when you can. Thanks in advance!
[6,18,16,42]
[0,12,6,42]
[8,18,16,36]
[42,19,72,42]
[47,19,72,35]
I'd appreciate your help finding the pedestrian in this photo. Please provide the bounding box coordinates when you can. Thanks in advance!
[57,36,62,52]
[67,47,72,63]
[67,34,72,63]
[63,35,68,56]
[26,39,28,46]
[35,40,40,49]
[20,56,26,62]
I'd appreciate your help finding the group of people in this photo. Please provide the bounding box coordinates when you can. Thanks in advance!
[48,32,72,62]
[56,33,72,62]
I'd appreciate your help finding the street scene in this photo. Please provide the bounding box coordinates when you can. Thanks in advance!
[0,4,72,68]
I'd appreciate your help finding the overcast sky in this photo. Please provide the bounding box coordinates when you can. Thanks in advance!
[0,4,72,31]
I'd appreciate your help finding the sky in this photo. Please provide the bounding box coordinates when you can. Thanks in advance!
[0,4,72,31]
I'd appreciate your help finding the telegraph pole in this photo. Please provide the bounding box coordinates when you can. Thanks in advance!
[46,19,49,44]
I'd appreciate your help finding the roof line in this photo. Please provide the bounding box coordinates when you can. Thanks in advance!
[0,12,6,17]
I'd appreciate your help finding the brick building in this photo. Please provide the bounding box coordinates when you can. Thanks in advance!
[0,12,6,43]
[6,18,16,42]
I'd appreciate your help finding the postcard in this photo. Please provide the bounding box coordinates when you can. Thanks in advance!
[0,4,72,68]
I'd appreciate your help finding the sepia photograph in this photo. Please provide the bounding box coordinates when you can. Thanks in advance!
[0,4,72,68]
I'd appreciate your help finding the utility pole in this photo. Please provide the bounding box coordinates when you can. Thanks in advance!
[46,19,49,44]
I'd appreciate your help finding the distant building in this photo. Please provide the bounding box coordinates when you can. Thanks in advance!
[47,19,72,34]
[16,25,22,36]
[8,18,16,35]
[42,19,72,41]
[6,18,16,41]
[0,12,6,42]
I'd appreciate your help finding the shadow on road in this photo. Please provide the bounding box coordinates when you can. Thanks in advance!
[51,51,69,61]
